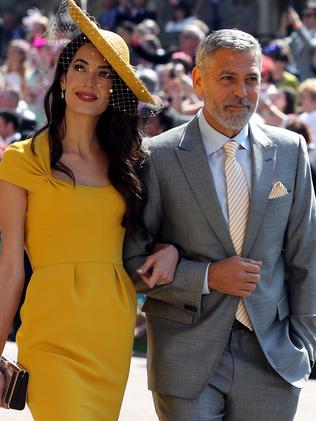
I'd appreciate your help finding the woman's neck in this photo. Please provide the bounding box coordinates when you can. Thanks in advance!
[62,110,101,155]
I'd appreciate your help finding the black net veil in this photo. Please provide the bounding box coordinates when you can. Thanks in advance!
[46,0,163,117]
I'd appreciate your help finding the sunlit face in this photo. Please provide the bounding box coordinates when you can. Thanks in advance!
[273,90,286,112]
[60,43,113,118]
[271,58,287,72]
[300,91,316,113]
[116,26,133,44]
[7,46,25,67]
[193,48,261,137]
[302,7,316,29]
[180,32,201,58]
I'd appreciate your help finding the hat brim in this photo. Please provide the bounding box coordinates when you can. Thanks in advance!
[67,0,156,105]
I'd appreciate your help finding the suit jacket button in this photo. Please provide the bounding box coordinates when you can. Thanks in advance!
[184,304,197,312]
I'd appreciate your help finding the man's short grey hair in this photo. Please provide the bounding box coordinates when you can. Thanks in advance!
[195,29,262,71]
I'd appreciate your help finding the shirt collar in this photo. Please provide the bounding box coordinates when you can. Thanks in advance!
[198,108,250,156]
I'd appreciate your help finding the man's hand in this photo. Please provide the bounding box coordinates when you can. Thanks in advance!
[136,244,179,289]
[208,256,262,297]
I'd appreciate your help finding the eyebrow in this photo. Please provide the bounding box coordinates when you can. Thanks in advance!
[218,70,259,77]
[73,58,112,70]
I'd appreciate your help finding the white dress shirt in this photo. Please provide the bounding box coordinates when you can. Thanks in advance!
[197,109,252,293]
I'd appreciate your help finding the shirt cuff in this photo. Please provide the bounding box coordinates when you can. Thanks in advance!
[202,263,210,294]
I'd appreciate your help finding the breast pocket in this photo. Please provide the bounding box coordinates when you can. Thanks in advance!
[264,192,293,227]
[267,191,292,207]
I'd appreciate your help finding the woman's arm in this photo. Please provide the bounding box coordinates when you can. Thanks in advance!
[0,180,27,357]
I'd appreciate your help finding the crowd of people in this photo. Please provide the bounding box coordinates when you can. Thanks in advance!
[1,1,316,167]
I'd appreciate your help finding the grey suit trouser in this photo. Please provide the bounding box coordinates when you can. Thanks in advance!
[153,323,301,421]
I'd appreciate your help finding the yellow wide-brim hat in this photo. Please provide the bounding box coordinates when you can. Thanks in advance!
[67,0,156,105]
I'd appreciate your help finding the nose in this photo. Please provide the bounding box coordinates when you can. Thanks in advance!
[84,69,98,88]
[234,81,247,98]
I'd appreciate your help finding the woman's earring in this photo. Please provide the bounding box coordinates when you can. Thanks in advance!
[61,90,65,99]
[109,89,113,94]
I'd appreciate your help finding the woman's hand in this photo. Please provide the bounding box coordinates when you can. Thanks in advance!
[136,243,179,288]
[0,370,6,408]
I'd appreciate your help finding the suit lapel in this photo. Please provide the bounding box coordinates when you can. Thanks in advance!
[242,123,277,257]
[175,117,235,256]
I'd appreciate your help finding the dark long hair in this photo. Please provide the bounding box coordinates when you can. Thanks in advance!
[31,34,147,235]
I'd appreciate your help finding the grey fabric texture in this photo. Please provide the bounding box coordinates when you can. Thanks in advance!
[153,329,301,421]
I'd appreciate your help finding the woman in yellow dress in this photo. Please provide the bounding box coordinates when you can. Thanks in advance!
[0,1,178,419]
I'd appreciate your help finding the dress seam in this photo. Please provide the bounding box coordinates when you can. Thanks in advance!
[33,261,124,270]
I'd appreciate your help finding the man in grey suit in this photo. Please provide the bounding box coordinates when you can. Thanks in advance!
[124,29,316,420]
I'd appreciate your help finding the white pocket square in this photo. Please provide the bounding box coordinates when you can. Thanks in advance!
[268,181,289,199]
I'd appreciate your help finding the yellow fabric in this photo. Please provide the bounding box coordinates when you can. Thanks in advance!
[0,132,137,420]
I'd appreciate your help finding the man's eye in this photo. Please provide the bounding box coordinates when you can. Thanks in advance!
[222,76,234,81]
[248,77,258,83]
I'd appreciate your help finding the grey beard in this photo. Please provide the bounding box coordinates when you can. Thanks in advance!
[207,97,258,131]
[213,107,254,130]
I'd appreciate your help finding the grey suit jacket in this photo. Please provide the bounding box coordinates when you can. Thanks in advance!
[124,115,316,399]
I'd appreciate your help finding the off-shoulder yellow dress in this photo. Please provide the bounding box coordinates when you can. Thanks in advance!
[0,132,137,420]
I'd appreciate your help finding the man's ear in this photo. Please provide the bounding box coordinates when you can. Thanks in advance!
[192,67,203,97]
